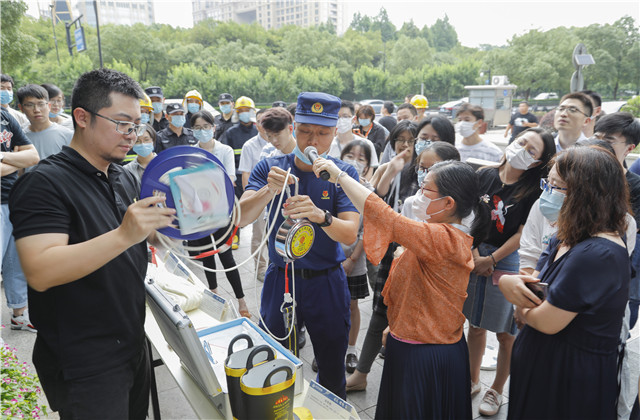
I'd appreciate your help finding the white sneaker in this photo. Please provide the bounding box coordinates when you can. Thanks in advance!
[11,311,36,333]
[471,380,482,396]
[479,388,502,416]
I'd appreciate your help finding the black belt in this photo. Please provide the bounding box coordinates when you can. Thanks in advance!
[277,264,341,280]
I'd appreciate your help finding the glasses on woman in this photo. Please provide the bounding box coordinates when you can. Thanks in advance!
[395,138,415,146]
[540,178,567,194]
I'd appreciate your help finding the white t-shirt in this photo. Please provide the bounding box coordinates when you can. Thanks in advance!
[259,143,285,160]
[456,138,503,162]
[327,134,379,167]
[238,134,267,173]
[207,141,236,181]
[55,113,75,131]
[554,132,588,152]
[5,106,29,127]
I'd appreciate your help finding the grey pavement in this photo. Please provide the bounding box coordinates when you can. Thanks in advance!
[2,203,639,420]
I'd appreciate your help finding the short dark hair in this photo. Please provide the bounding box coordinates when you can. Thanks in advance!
[519,101,529,106]
[383,101,395,114]
[594,112,640,147]
[16,84,49,104]
[429,160,489,247]
[1,74,14,87]
[71,68,144,130]
[397,103,417,116]
[261,107,293,133]
[554,146,628,247]
[581,89,602,109]
[559,92,594,118]
[340,139,372,173]
[190,110,215,126]
[417,116,455,145]
[41,83,63,99]
[420,141,460,162]
[340,100,355,115]
[286,102,297,117]
[357,104,375,121]
[576,138,615,155]
[457,103,484,121]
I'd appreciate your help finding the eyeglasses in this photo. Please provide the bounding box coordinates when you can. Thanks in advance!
[22,102,49,111]
[395,138,415,146]
[555,106,590,118]
[84,109,146,136]
[540,178,567,194]
[49,99,64,106]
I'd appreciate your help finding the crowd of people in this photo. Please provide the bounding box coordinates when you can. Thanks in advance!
[1,68,639,419]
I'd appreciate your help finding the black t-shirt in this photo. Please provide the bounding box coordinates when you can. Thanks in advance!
[9,147,147,380]
[214,114,234,141]
[155,126,198,153]
[478,167,540,247]
[152,113,169,133]
[626,170,640,228]
[378,115,397,133]
[221,122,258,174]
[1,109,33,201]
[362,123,387,157]
[509,112,538,142]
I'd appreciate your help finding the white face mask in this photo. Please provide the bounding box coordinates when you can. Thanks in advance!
[505,141,540,170]
[411,193,447,222]
[336,117,353,134]
[343,158,365,175]
[455,121,476,138]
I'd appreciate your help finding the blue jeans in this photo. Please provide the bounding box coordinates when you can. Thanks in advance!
[1,204,28,309]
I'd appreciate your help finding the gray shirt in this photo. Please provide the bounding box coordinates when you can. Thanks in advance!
[24,123,72,168]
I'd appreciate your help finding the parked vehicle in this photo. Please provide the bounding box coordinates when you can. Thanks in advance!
[533,92,558,101]
[360,99,387,116]
[439,97,468,119]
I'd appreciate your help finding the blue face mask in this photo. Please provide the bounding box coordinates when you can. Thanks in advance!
[140,113,150,124]
[220,104,232,114]
[152,102,163,114]
[1,90,13,105]
[293,145,327,165]
[187,103,201,114]
[415,139,431,155]
[417,168,427,186]
[133,143,154,157]
[238,112,251,124]
[49,110,61,118]
[539,188,565,222]
[170,115,186,128]
[358,118,371,127]
[194,128,214,143]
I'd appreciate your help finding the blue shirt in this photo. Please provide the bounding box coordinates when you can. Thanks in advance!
[246,153,359,270]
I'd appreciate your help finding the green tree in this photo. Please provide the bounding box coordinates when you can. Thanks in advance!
[398,20,420,39]
[1,0,38,72]
[349,12,371,33]
[386,36,434,75]
[353,66,387,98]
[429,15,459,52]
[370,8,396,43]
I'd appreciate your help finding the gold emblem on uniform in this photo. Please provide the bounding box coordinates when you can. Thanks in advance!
[311,103,323,113]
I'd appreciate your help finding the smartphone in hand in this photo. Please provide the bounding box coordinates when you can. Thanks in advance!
[526,282,549,301]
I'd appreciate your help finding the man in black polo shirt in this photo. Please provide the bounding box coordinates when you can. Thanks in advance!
[155,102,198,152]
[214,92,234,141]
[9,68,175,419]
[145,86,169,133]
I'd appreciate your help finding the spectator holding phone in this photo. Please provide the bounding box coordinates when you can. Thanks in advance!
[500,146,630,419]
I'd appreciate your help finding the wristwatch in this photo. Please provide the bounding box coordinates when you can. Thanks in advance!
[318,210,333,227]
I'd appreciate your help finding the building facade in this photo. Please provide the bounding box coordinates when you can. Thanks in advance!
[192,0,345,34]
[75,0,155,26]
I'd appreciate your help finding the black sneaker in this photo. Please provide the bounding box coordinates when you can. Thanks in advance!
[378,346,385,359]
[311,357,318,372]
[297,326,306,349]
[346,353,358,374]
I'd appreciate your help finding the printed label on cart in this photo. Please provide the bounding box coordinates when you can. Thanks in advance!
[303,380,360,420]
[199,290,227,321]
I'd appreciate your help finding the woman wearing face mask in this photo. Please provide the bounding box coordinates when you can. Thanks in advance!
[328,100,379,176]
[313,157,490,419]
[187,110,251,318]
[339,140,375,373]
[455,103,503,163]
[414,116,456,154]
[182,89,204,129]
[463,127,555,416]
[354,105,387,157]
[41,83,74,130]
[123,125,157,184]
[498,147,630,419]
[345,120,418,392]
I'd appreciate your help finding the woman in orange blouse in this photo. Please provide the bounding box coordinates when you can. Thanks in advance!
[313,158,489,419]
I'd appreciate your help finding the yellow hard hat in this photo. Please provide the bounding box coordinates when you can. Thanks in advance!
[182,89,203,108]
[411,94,429,109]
[139,93,153,111]
[234,96,255,109]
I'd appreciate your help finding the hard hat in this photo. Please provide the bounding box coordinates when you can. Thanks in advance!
[411,94,429,109]
[235,96,255,109]
[139,93,153,111]
[182,89,203,108]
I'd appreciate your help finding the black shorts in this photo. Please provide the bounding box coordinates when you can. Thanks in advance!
[347,274,370,300]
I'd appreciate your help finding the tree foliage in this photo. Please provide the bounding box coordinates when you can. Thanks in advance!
[4,5,638,104]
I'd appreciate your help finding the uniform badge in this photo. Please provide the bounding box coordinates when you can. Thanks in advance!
[311,103,323,113]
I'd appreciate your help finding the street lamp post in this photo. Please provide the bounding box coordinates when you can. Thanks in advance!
[480,69,492,85]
